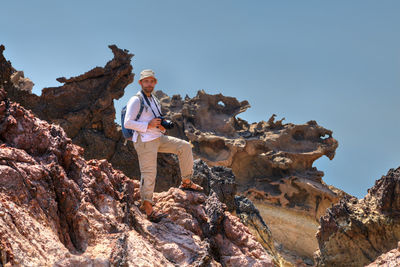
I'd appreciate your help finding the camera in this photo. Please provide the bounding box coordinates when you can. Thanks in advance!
[158,116,174,129]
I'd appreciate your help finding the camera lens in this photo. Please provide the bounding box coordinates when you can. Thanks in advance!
[161,118,174,129]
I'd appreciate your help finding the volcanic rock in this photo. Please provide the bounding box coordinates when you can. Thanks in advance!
[0,86,276,266]
[315,167,400,266]
[1,44,341,262]
[234,196,277,258]
[366,242,400,267]
[156,90,340,261]
[191,159,237,211]
[0,44,182,195]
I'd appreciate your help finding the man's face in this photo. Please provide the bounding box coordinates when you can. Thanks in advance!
[139,77,157,94]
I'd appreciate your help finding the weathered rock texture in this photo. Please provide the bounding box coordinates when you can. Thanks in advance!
[155,90,340,261]
[10,71,34,93]
[191,159,237,211]
[0,44,182,194]
[315,167,400,267]
[1,44,342,263]
[157,90,338,215]
[366,242,400,267]
[0,86,277,266]
[234,196,281,263]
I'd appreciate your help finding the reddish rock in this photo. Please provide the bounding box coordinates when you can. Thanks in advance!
[1,44,342,264]
[366,242,400,267]
[1,46,339,211]
[0,44,182,195]
[154,189,276,266]
[0,87,276,266]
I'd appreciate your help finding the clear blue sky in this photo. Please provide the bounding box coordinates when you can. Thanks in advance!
[2,1,399,198]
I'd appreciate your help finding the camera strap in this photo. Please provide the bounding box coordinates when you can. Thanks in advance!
[141,90,163,118]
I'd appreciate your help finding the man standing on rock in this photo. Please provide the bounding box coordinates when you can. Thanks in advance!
[124,69,203,222]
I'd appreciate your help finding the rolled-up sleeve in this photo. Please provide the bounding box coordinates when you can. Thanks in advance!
[124,96,148,132]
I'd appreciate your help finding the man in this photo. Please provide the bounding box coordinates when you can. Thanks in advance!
[124,69,203,222]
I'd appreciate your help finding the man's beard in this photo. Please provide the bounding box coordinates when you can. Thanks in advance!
[142,86,154,94]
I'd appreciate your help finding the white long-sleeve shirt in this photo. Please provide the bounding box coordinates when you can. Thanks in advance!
[124,91,164,143]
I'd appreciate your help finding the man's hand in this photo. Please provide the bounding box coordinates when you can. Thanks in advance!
[148,118,161,129]
[158,125,166,132]
[148,118,166,132]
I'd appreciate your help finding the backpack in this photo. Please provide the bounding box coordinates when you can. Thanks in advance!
[121,93,145,142]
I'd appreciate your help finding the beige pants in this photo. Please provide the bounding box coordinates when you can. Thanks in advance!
[134,135,193,204]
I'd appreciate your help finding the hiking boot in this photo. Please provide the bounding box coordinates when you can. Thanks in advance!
[147,210,168,223]
[179,179,203,191]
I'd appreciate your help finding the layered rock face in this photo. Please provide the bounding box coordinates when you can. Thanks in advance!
[315,167,400,266]
[0,86,277,266]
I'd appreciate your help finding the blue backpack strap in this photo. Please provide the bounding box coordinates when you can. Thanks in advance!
[135,93,145,121]
[121,94,145,144]
[121,105,133,141]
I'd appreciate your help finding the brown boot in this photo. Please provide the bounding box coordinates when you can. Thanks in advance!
[139,200,153,215]
[139,200,167,223]
[179,179,203,191]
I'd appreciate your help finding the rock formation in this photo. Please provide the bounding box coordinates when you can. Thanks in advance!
[0,86,278,266]
[315,167,400,266]
[156,90,338,214]
[191,159,237,211]
[3,43,400,267]
[366,242,400,267]
[0,44,182,194]
[155,90,340,261]
[10,71,34,93]
[1,44,343,264]
[234,196,279,261]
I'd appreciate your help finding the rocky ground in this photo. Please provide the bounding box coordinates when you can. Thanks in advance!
[0,86,277,266]
[1,44,342,264]
[1,44,399,266]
